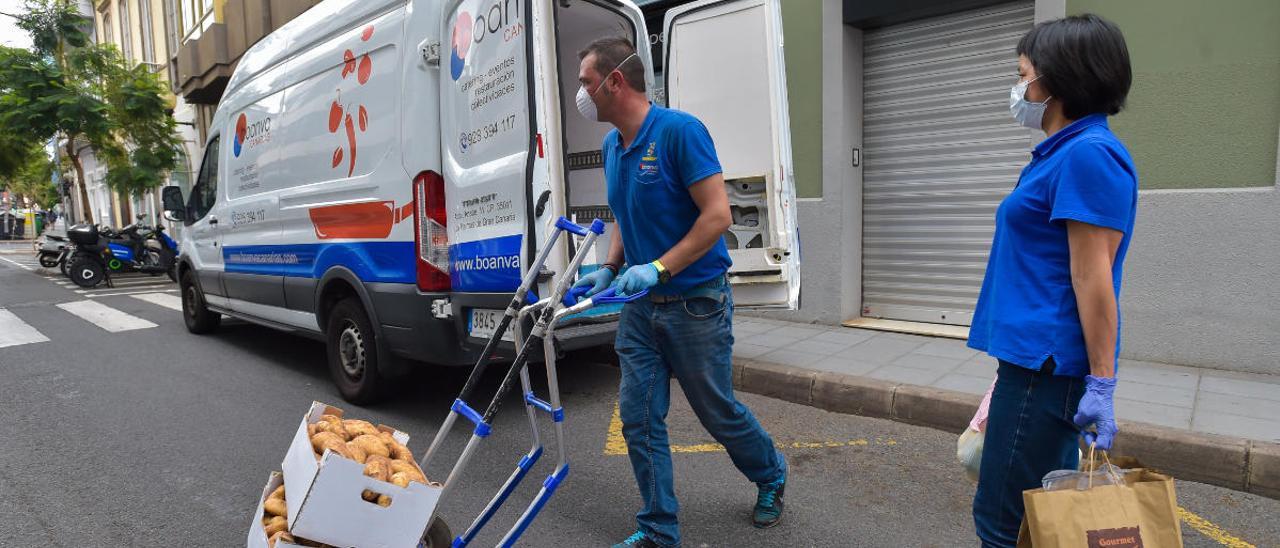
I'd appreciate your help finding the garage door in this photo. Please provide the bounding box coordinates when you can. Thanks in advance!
[861,2,1035,327]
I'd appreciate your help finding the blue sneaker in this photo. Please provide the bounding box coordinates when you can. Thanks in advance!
[753,469,787,528]
[611,530,661,548]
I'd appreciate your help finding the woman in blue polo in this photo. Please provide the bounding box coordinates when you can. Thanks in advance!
[968,14,1137,547]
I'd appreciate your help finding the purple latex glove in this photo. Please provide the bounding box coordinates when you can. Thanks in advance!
[1073,375,1119,450]
[616,263,659,296]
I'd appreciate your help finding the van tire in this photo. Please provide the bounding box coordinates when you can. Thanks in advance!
[181,270,221,334]
[326,297,387,404]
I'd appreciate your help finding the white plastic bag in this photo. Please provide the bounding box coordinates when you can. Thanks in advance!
[957,427,985,482]
[957,376,999,482]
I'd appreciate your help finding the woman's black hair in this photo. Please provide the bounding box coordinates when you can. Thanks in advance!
[1017,14,1132,120]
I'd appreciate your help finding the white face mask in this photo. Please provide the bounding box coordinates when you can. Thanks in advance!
[577,53,637,122]
[1010,76,1052,130]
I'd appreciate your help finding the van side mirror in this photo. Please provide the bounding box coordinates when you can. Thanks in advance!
[161,186,186,221]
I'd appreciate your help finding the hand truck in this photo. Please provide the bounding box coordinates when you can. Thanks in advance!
[418,216,646,547]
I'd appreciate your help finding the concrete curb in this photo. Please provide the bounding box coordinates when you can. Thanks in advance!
[733,357,1280,501]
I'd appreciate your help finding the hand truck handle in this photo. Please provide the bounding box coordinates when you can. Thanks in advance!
[554,216,606,237]
[562,285,649,307]
[590,287,649,304]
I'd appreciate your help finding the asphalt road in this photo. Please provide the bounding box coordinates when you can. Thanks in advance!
[1,242,1277,547]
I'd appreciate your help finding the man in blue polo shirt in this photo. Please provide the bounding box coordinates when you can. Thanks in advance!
[570,38,787,548]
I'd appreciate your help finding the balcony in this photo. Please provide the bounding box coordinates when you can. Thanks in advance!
[174,22,231,104]
[171,0,322,104]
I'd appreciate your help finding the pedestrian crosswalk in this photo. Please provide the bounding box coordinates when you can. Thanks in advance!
[0,292,181,349]
[48,272,177,297]
[0,251,177,297]
[56,300,158,332]
[130,292,183,312]
[0,251,185,349]
[0,308,51,348]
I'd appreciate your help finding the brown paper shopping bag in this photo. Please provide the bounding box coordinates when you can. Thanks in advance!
[1017,452,1183,547]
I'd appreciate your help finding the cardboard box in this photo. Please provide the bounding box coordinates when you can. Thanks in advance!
[282,402,442,548]
[246,471,314,548]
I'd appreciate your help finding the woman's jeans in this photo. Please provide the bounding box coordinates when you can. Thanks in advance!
[974,359,1085,547]
[614,279,784,548]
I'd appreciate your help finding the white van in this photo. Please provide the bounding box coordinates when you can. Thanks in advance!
[161,0,800,403]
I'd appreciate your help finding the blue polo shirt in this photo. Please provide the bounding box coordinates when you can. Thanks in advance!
[604,104,732,296]
[967,114,1138,377]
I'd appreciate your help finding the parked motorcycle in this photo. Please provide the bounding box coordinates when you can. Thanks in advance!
[35,232,70,269]
[66,218,179,288]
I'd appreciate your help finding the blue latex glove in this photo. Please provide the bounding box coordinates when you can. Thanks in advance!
[571,268,615,300]
[616,263,660,296]
[1073,375,1119,450]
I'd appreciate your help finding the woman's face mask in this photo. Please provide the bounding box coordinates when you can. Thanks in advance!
[577,53,637,122]
[1010,75,1052,130]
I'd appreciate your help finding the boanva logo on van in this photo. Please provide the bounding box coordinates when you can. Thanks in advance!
[450,0,523,81]
[233,112,272,157]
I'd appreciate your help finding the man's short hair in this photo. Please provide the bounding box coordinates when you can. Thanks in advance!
[578,37,645,93]
[1017,14,1132,120]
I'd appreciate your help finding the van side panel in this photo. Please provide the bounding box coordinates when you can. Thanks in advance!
[224,0,408,100]
[221,80,288,308]
[216,6,413,328]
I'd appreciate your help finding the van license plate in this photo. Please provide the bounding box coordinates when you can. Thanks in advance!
[469,309,513,342]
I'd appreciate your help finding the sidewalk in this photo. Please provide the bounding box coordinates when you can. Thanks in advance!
[730,315,1280,499]
[0,240,36,252]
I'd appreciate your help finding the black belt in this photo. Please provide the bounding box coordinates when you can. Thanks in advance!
[648,275,728,304]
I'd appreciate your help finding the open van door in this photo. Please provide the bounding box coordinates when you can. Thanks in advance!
[663,0,800,309]
[439,0,536,293]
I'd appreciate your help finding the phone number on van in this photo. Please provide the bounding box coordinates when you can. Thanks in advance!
[459,114,519,153]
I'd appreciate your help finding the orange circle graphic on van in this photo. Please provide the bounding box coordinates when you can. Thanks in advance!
[453,12,473,58]
[233,113,248,157]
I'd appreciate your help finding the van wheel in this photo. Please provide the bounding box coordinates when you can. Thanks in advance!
[181,270,221,334]
[326,298,388,404]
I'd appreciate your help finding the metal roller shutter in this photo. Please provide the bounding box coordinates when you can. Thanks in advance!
[861,2,1035,327]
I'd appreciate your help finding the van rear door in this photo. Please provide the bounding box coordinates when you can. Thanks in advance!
[663,0,800,309]
[439,0,535,294]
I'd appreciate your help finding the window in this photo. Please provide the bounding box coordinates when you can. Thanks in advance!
[188,136,220,221]
[119,0,133,63]
[139,0,155,64]
[180,0,194,38]
[164,0,178,59]
[179,0,212,39]
[169,148,193,195]
[102,11,113,45]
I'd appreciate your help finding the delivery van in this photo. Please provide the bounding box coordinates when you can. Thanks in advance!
[161,0,800,403]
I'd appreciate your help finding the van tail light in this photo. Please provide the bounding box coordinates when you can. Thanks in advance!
[413,171,450,292]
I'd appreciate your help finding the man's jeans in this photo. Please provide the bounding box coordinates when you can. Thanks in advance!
[973,359,1084,547]
[614,278,784,547]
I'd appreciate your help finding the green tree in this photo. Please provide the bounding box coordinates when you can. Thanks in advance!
[0,0,180,222]
[0,142,58,208]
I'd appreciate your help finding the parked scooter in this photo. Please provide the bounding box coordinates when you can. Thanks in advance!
[65,217,179,288]
[35,232,70,269]
[113,218,179,282]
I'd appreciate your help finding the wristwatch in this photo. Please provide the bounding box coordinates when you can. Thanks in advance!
[651,260,671,284]
[602,262,620,276]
